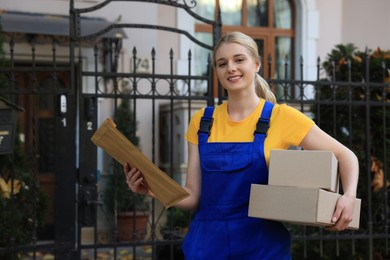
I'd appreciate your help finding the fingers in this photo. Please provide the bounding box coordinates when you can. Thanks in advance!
[124,162,137,182]
[126,169,142,190]
[123,163,148,194]
[124,162,131,173]
[326,196,354,231]
[331,206,342,224]
[326,213,351,231]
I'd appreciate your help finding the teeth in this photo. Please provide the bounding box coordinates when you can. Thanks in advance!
[228,76,241,81]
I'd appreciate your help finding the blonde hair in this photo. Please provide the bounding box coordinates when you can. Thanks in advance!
[213,31,277,104]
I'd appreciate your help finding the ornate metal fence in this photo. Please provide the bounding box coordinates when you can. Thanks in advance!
[0,1,389,259]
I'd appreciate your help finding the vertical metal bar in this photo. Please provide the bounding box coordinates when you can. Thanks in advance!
[131,46,138,260]
[31,39,37,91]
[267,54,272,80]
[30,38,38,260]
[69,7,78,259]
[31,101,38,260]
[52,38,58,90]
[150,47,157,260]
[169,48,175,260]
[55,1,79,259]
[188,49,192,113]
[380,60,389,255]
[215,6,222,104]
[303,226,307,258]
[347,58,357,255]
[299,56,304,111]
[319,229,323,257]
[8,155,16,260]
[283,55,289,101]
[207,53,214,107]
[330,62,339,260]
[364,47,374,260]
[331,59,341,258]
[9,39,16,92]
[315,57,321,127]
[4,38,17,260]
[331,60,337,137]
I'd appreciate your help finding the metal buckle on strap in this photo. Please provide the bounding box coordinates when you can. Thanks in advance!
[254,119,269,135]
[198,117,213,136]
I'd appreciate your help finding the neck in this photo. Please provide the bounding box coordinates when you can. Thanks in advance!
[227,94,260,121]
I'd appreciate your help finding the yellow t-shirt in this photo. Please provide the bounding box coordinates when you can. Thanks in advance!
[185,99,315,164]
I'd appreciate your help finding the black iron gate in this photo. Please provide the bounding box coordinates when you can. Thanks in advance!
[71,1,220,260]
[1,0,390,259]
[0,40,78,258]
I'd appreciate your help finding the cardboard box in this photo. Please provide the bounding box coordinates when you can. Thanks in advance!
[248,184,361,229]
[268,150,339,192]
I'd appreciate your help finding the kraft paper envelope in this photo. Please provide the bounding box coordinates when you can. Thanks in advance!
[91,118,189,208]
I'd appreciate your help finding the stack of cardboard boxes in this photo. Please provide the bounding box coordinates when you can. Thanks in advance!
[248,150,361,229]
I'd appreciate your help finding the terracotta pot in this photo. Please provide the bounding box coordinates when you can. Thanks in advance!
[117,211,149,242]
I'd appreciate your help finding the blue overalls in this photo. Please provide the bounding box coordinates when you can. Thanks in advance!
[182,101,291,259]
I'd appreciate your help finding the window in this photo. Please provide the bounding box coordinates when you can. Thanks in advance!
[194,0,295,97]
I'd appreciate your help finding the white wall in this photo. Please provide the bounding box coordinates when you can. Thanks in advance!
[342,0,390,51]
[0,0,69,15]
[316,0,343,63]
[316,0,390,63]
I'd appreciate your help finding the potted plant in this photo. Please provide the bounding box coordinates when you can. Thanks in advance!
[104,166,150,242]
[103,97,149,242]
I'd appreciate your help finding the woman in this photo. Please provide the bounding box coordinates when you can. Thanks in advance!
[124,31,359,259]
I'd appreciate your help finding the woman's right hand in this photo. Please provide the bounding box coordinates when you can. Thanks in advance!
[124,162,151,196]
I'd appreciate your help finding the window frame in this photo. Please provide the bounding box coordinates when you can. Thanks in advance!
[195,0,296,96]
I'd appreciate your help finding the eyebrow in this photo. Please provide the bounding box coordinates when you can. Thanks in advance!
[216,54,246,63]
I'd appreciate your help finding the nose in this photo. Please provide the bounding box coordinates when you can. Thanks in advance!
[227,62,236,73]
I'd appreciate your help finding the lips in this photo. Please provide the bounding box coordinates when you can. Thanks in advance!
[228,75,242,81]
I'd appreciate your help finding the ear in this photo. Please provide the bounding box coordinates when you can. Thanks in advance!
[255,60,261,72]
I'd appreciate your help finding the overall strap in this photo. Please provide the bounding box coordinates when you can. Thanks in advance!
[254,101,274,139]
[198,106,215,144]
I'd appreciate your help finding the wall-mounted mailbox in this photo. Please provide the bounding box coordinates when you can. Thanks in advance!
[0,97,24,155]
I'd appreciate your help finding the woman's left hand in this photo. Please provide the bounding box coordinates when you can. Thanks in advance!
[326,193,356,231]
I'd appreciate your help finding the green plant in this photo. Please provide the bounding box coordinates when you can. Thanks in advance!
[164,207,192,231]
[103,98,149,213]
[0,128,48,251]
[104,168,149,213]
[322,43,364,82]
[317,43,390,159]
[157,208,192,259]
[298,43,390,259]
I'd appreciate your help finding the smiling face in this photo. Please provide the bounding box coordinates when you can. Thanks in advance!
[214,42,260,94]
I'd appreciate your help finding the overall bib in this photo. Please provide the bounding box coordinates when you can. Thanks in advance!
[183,101,291,259]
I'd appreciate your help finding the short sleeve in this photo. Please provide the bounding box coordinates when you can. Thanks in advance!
[185,108,205,145]
[272,104,315,147]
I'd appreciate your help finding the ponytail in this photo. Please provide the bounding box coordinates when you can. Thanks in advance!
[255,74,277,104]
